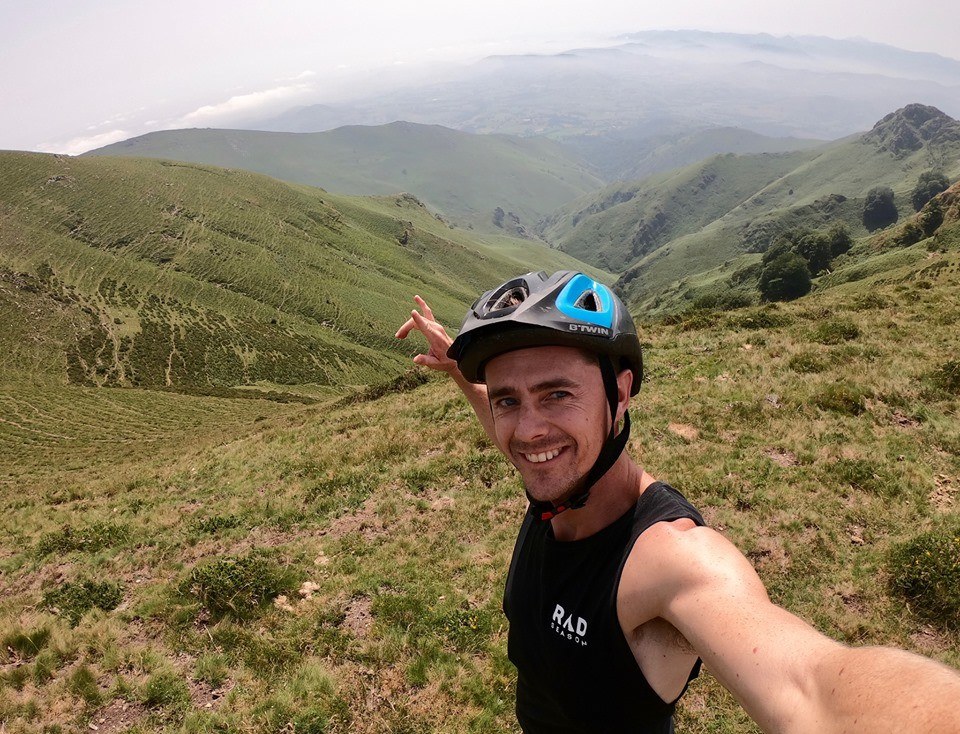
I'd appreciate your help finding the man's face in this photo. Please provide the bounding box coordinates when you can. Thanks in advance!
[484,346,610,505]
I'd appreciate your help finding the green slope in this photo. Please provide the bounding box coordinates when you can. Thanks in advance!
[2,224,958,732]
[85,122,606,232]
[539,150,817,272]
[564,125,825,182]
[0,152,603,394]
[550,104,960,310]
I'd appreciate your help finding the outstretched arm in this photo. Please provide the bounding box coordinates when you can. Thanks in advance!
[622,521,960,733]
[395,295,497,445]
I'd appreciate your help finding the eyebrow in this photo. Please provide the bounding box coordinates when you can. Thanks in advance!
[488,377,580,402]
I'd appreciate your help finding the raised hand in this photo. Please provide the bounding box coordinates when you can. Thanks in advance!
[395,295,458,373]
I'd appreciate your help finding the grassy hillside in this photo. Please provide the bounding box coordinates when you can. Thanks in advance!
[546,104,960,310]
[0,152,604,395]
[85,123,606,233]
[1,235,957,732]
[539,150,817,271]
[562,126,824,182]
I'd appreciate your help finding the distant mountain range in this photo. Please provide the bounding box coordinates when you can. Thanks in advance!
[253,30,960,143]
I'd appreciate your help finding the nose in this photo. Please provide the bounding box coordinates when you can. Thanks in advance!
[514,402,550,444]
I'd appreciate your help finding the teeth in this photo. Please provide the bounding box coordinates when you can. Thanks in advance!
[524,448,560,463]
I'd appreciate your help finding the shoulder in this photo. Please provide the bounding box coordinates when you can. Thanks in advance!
[618,518,769,628]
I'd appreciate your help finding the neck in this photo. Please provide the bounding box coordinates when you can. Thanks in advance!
[549,454,654,542]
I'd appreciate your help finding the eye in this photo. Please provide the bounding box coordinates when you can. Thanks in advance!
[493,396,518,409]
[548,390,570,401]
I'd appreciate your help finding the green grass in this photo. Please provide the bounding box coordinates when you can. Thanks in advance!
[0,151,598,396]
[2,253,958,732]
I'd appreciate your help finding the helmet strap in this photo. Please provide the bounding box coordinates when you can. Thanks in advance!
[529,356,630,521]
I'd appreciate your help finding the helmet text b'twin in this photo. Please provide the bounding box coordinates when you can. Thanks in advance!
[568,324,611,336]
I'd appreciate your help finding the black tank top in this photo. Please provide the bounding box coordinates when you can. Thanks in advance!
[503,482,705,733]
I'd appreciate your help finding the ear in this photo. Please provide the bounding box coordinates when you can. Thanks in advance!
[615,368,633,424]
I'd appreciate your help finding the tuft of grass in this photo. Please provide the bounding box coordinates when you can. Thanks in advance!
[66,664,101,707]
[35,521,130,557]
[183,551,298,621]
[787,351,827,374]
[2,626,51,660]
[812,318,860,344]
[42,580,123,626]
[189,514,243,534]
[931,359,960,395]
[194,653,230,688]
[143,669,190,709]
[830,458,898,497]
[729,307,793,330]
[811,384,868,415]
[888,521,960,631]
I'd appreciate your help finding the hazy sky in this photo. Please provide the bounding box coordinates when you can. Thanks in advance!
[3,0,958,154]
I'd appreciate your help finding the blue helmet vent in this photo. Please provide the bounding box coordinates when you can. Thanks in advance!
[556,274,614,329]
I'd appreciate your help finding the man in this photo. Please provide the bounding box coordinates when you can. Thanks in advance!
[395,270,960,733]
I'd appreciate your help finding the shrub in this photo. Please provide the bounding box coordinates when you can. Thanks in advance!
[888,521,960,630]
[43,580,123,626]
[691,291,754,311]
[812,384,868,415]
[813,318,860,344]
[183,552,297,621]
[911,171,950,211]
[892,221,924,247]
[851,293,890,311]
[793,232,833,274]
[863,186,898,231]
[758,252,811,302]
[918,199,944,237]
[826,223,853,258]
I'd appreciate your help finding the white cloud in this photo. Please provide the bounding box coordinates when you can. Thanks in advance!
[37,129,132,156]
[174,81,316,126]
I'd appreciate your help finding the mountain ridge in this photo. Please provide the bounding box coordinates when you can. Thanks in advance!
[85,123,605,233]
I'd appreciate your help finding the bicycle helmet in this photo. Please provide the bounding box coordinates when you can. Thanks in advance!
[447,271,643,520]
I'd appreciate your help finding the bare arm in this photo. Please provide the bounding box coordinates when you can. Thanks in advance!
[621,522,960,733]
[395,295,497,445]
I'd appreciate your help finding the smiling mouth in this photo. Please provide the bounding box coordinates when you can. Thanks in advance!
[521,447,565,464]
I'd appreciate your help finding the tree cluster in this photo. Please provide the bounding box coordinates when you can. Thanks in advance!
[862,186,898,231]
[911,171,950,212]
[757,224,852,302]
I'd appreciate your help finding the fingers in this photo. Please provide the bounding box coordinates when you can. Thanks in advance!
[395,316,416,339]
[414,294,434,320]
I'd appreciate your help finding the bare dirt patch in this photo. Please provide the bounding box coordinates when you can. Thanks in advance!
[763,448,798,467]
[745,535,789,574]
[188,678,234,710]
[89,698,149,733]
[908,624,952,656]
[930,473,956,512]
[341,596,374,639]
[891,410,920,429]
[323,498,386,541]
[668,423,700,442]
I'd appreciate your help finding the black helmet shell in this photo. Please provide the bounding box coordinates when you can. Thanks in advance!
[447,271,643,395]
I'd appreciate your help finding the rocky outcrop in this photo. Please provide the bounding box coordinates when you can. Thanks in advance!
[862,104,960,157]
